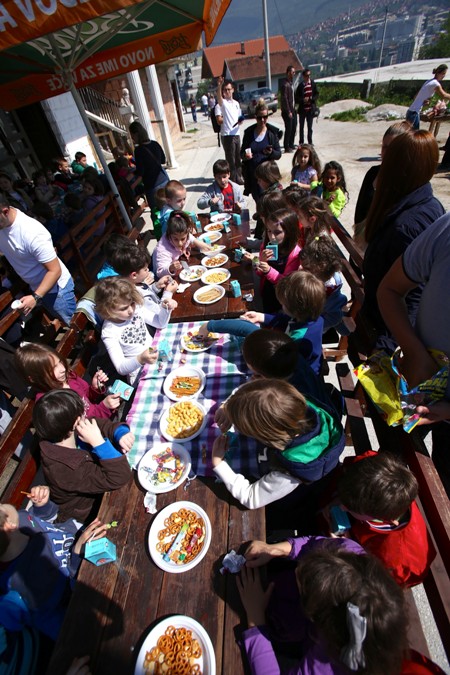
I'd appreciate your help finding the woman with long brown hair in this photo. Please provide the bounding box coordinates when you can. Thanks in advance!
[361,129,444,351]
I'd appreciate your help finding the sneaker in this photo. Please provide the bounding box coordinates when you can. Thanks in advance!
[284,148,295,153]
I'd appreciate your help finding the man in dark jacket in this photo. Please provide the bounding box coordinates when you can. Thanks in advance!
[280,65,297,153]
[295,69,319,145]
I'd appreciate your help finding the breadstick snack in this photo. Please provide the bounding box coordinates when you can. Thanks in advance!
[169,377,202,397]
[196,287,222,303]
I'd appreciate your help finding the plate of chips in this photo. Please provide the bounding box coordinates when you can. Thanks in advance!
[134,615,216,674]
[179,265,206,282]
[204,222,224,232]
[159,400,207,442]
[163,365,206,401]
[148,501,212,573]
[201,253,228,269]
[181,331,220,353]
[201,269,231,285]
[137,443,191,494]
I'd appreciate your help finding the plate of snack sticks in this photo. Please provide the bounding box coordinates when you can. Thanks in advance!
[148,501,212,573]
[137,442,191,494]
[163,365,206,401]
[134,615,216,674]
[193,285,225,305]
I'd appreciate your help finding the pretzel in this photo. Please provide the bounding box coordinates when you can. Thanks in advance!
[143,624,203,674]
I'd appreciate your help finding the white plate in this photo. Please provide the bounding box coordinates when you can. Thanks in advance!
[210,212,232,223]
[159,400,207,443]
[201,268,231,285]
[201,253,228,269]
[134,615,216,675]
[163,365,206,401]
[198,231,222,244]
[148,501,212,573]
[137,442,191,493]
[203,244,227,256]
[181,331,219,353]
[179,265,206,282]
[193,284,225,305]
[204,222,224,232]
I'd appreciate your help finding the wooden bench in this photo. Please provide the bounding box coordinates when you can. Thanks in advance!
[329,220,450,660]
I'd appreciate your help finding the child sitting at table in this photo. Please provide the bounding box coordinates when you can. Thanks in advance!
[197,159,246,213]
[159,180,187,236]
[299,235,349,334]
[152,211,212,278]
[33,389,133,523]
[237,537,429,674]
[0,485,107,640]
[334,451,436,587]
[250,189,287,249]
[15,342,120,419]
[252,161,283,240]
[212,378,344,510]
[109,242,178,334]
[198,270,325,375]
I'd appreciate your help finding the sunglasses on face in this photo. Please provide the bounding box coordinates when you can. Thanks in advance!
[257,115,268,120]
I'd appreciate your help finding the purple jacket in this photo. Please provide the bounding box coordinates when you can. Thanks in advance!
[242,537,364,675]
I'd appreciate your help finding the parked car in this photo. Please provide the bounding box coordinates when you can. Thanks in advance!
[237,88,278,116]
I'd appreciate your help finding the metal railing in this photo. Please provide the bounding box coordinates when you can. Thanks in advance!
[79,87,128,134]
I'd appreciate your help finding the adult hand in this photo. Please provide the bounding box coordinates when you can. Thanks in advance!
[138,348,158,365]
[212,434,228,467]
[76,417,104,448]
[400,351,440,390]
[30,485,50,507]
[240,311,264,324]
[18,294,38,315]
[236,566,274,627]
[103,393,121,411]
[215,406,231,433]
[415,401,450,426]
[73,518,108,555]
[65,656,92,675]
[118,431,135,454]
[92,369,108,392]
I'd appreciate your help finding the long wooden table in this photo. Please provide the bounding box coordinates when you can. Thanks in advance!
[170,213,256,323]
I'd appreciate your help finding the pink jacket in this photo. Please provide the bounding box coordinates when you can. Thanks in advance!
[152,232,197,278]
[257,243,301,286]
[35,372,112,419]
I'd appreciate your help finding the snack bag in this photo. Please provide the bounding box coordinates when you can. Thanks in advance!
[391,349,449,433]
[355,351,403,426]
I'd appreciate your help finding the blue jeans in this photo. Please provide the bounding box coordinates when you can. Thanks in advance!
[406,109,420,130]
[42,277,76,325]
[206,318,259,338]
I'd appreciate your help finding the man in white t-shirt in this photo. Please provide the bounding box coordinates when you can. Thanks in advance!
[0,195,76,324]
[215,77,244,185]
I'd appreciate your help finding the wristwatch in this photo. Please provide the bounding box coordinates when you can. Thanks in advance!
[32,292,43,305]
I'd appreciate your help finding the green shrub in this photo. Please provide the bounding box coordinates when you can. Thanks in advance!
[330,107,371,121]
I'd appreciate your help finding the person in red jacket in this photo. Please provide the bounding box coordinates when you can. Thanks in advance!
[336,451,436,587]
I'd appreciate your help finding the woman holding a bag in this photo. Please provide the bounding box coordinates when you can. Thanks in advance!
[129,122,169,210]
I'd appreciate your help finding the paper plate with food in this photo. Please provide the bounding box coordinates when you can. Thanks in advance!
[181,330,220,353]
[159,400,207,443]
[201,253,228,269]
[210,212,232,223]
[148,501,212,574]
[201,269,231,285]
[193,285,225,305]
[204,244,227,256]
[134,615,216,675]
[198,231,221,244]
[163,365,206,401]
[137,442,191,494]
[204,222,224,232]
[179,265,206,282]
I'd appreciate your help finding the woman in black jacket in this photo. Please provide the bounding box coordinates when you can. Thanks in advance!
[240,102,281,200]
[129,121,168,210]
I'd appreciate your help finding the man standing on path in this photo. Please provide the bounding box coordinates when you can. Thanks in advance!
[281,65,297,153]
[201,93,209,116]
[189,95,197,123]
[295,68,319,145]
[215,77,244,185]
[0,195,76,324]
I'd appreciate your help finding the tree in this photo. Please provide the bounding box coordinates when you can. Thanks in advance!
[420,12,450,59]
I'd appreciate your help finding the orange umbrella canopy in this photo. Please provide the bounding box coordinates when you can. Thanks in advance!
[0,0,231,109]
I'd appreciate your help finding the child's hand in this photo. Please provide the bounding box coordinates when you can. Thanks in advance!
[118,431,134,454]
[197,322,210,339]
[138,348,158,365]
[242,252,253,261]
[73,518,108,555]
[92,369,108,392]
[103,393,121,411]
[240,311,264,324]
[165,278,179,293]
[260,248,274,263]
[163,298,178,311]
[30,485,50,507]
[156,274,171,289]
[169,261,182,275]
[143,270,155,285]
[234,202,242,213]
[215,405,231,433]
[210,195,220,205]
[198,242,212,253]
[327,193,335,203]
[257,261,270,274]
[236,566,274,628]
[212,434,228,467]
[76,417,104,447]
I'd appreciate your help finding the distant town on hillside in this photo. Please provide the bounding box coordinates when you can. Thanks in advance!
[212,0,449,77]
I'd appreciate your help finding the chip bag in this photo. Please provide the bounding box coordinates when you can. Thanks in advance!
[355,351,403,426]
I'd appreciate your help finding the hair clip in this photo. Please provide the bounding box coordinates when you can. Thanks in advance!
[315,236,320,241]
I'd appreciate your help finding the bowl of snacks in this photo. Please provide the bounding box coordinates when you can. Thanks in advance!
[201,269,231,285]
[134,615,216,674]
[159,400,207,442]
[137,442,191,493]
[193,285,225,305]
[201,253,228,268]
[204,244,227,256]
[163,365,206,401]
[198,231,221,244]
[181,330,219,352]
[179,265,206,282]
